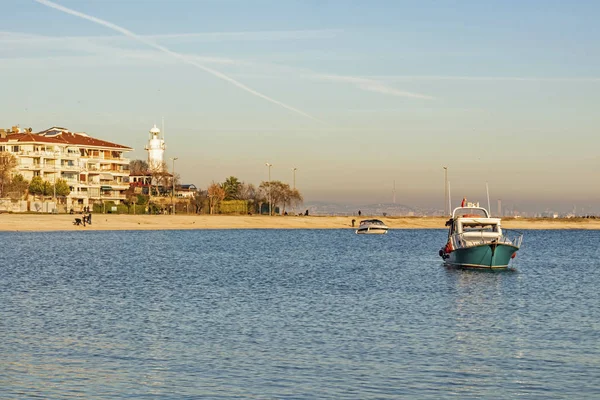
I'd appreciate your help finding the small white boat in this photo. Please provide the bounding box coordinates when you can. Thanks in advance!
[355,219,389,234]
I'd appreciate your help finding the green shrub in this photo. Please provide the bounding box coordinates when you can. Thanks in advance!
[220,200,248,214]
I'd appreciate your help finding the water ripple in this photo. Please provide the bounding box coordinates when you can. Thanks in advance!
[0,229,598,398]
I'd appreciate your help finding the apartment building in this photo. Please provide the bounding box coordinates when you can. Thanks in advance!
[0,126,132,209]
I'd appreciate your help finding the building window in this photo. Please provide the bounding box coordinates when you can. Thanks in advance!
[11,145,19,152]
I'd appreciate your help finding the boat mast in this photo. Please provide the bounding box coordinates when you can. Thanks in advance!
[448,181,452,215]
[486,182,491,216]
[443,166,448,216]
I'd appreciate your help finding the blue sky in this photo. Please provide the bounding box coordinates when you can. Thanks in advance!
[2,0,599,212]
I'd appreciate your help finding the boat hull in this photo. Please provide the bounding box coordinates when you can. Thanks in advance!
[445,243,518,269]
[355,228,388,234]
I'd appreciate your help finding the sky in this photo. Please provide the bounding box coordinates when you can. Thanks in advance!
[1,0,599,213]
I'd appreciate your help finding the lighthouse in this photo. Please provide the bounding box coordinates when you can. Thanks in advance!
[144,124,165,170]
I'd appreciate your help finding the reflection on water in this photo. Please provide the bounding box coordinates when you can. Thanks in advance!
[0,229,598,399]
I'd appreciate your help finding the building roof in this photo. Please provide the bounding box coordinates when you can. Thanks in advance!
[177,184,197,190]
[0,127,132,150]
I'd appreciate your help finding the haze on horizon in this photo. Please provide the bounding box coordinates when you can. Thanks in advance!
[1,0,599,213]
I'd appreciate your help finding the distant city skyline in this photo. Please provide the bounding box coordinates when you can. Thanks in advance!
[2,0,599,213]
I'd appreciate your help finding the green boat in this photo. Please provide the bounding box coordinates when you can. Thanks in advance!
[439,205,523,269]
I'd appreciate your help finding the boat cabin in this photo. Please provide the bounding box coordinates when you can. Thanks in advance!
[448,207,503,245]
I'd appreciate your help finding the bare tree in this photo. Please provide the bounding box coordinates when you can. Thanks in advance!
[258,180,299,215]
[282,187,304,214]
[289,188,304,212]
[129,159,149,175]
[207,181,225,214]
[148,161,168,197]
[190,189,207,213]
[239,182,259,213]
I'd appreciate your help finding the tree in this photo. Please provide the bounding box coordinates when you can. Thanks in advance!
[239,182,259,213]
[258,180,303,215]
[5,174,29,200]
[42,180,53,197]
[149,161,168,197]
[54,178,71,197]
[207,181,226,214]
[167,173,181,196]
[190,189,207,214]
[0,152,18,197]
[129,159,149,175]
[222,176,241,200]
[282,187,304,214]
[258,180,284,215]
[28,176,45,199]
[239,182,256,201]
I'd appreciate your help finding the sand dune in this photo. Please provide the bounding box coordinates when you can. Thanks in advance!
[1,213,599,232]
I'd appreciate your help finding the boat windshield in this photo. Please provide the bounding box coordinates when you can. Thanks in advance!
[462,223,500,233]
[360,219,385,225]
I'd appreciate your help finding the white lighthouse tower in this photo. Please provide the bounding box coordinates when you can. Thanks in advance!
[145,124,165,170]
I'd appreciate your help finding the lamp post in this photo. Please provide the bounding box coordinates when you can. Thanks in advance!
[52,164,57,213]
[170,157,178,215]
[265,162,272,215]
[292,167,297,190]
[443,166,448,216]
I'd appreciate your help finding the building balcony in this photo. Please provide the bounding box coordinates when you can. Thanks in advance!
[18,164,42,170]
[87,181,129,188]
[18,150,61,157]
[82,155,129,163]
[89,194,127,200]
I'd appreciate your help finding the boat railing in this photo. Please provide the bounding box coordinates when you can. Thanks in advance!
[450,229,523,250]
[500,229,523,248]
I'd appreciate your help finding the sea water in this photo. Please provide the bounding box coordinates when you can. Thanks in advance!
[0,229,598,399]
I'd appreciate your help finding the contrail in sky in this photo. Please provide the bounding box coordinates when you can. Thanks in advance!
[34,0,323,123]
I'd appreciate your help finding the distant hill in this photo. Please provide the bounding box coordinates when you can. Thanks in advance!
[303,202,443,216]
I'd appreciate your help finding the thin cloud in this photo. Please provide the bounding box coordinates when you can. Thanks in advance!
[314,74,435,100]
[0,29,342,44]
[33,0,324,124]
[146,29,343,43]
[364,75,600,82]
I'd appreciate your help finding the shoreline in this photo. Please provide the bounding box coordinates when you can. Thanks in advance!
[1,213,600,232]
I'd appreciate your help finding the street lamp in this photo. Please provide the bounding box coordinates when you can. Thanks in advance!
[170,157,178,215]
[292,167,297,190]
[265,162,272,215]
[443,166,448,216]
[53,165,57,207]
[49,163,57,213]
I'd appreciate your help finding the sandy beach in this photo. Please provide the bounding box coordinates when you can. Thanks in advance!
[1,213,599,231]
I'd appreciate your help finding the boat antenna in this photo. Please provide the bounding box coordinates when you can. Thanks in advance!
[486,182,491,216]
[448,181,452,216]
